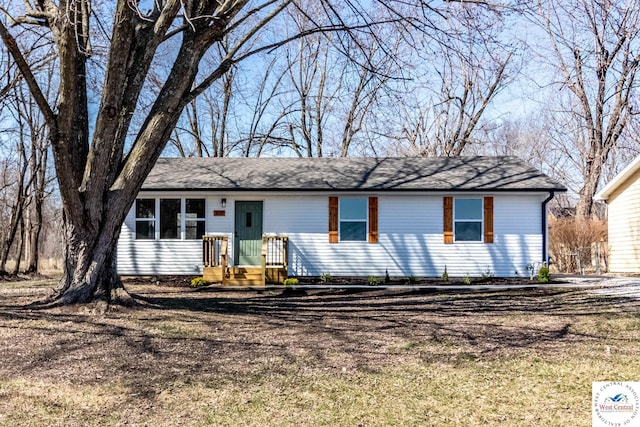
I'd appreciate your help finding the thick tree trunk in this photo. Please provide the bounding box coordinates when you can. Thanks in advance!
[3,1,280,305]
[25,137,47,275]
[51,209,132,306]
[24,200,42,274]
[575,152,605,220]
[11,215,25,275]
[576,183,597,220]
[0,200,24,273]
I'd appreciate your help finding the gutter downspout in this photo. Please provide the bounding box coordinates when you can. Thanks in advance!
[542,191,555,264]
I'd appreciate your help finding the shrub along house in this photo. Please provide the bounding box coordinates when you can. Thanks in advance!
[116,156,566,285]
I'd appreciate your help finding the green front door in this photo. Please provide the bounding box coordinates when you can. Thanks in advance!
[234,201,263,265]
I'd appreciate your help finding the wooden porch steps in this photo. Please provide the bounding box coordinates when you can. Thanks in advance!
[203,235,288,286]
[203,266,266,286]
[225,267,263,286]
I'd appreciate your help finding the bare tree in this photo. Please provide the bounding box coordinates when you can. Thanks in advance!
[0,0,439,305]
[168,40,240,158]
[0,1,295,302]
[169,3,403,159]
[163,1,515,160]
[387,3,513,157]
[243,56,294,157]
[284,29,331,157]
[0,125,29,274]
[402,56,510,157]
[280,7,400,158]
[20,84,52,274]
[0,58,53,275]
[532,0,640,219]
[336,34,398,157]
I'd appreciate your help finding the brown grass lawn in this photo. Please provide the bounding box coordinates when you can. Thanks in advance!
[0,279,639,426]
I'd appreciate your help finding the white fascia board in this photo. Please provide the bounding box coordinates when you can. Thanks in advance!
[595,155,640,201]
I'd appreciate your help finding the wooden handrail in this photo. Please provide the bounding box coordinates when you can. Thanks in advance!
[202,235,228,268]
[262,236,288,266]
[261,238,268,285]
[220,238,228,279]
[261,236,289,284]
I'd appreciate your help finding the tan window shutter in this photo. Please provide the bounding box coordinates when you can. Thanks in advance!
[443,196,453,244]
[484,196,494,243]
[329,196,338,243]
[368,196,378,243]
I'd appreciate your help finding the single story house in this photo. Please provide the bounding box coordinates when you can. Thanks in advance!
[117,156,566,284]
[595,155,640,274]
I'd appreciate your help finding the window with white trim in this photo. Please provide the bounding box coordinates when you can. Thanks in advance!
[185,199,206,239]
[160,199,181,239]
[454,198,483,242]
[135,198,206,240]
[135,199,156,240]
[339,198,367,241]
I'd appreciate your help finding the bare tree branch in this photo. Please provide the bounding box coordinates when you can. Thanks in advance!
[0,21,56,129]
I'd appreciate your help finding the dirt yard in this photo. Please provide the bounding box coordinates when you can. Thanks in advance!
[0,278,639,426]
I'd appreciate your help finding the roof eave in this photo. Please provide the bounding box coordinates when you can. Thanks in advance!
[594,155,640,201]
[140,186,568,192]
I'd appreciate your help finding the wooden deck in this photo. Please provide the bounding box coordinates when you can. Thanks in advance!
[202,235,288,286]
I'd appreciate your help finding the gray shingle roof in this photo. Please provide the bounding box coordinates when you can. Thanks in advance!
[142,156,566,192]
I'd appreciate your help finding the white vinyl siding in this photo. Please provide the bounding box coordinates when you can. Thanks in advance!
[118,209,203,275]
[119,195,211,275]
[607,167,640,273]
[118,192,547,277]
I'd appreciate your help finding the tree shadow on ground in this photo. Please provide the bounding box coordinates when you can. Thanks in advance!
[0,284,638,397]
[132,286,639,319]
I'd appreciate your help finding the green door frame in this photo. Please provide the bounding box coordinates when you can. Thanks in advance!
[234,201,264,265]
